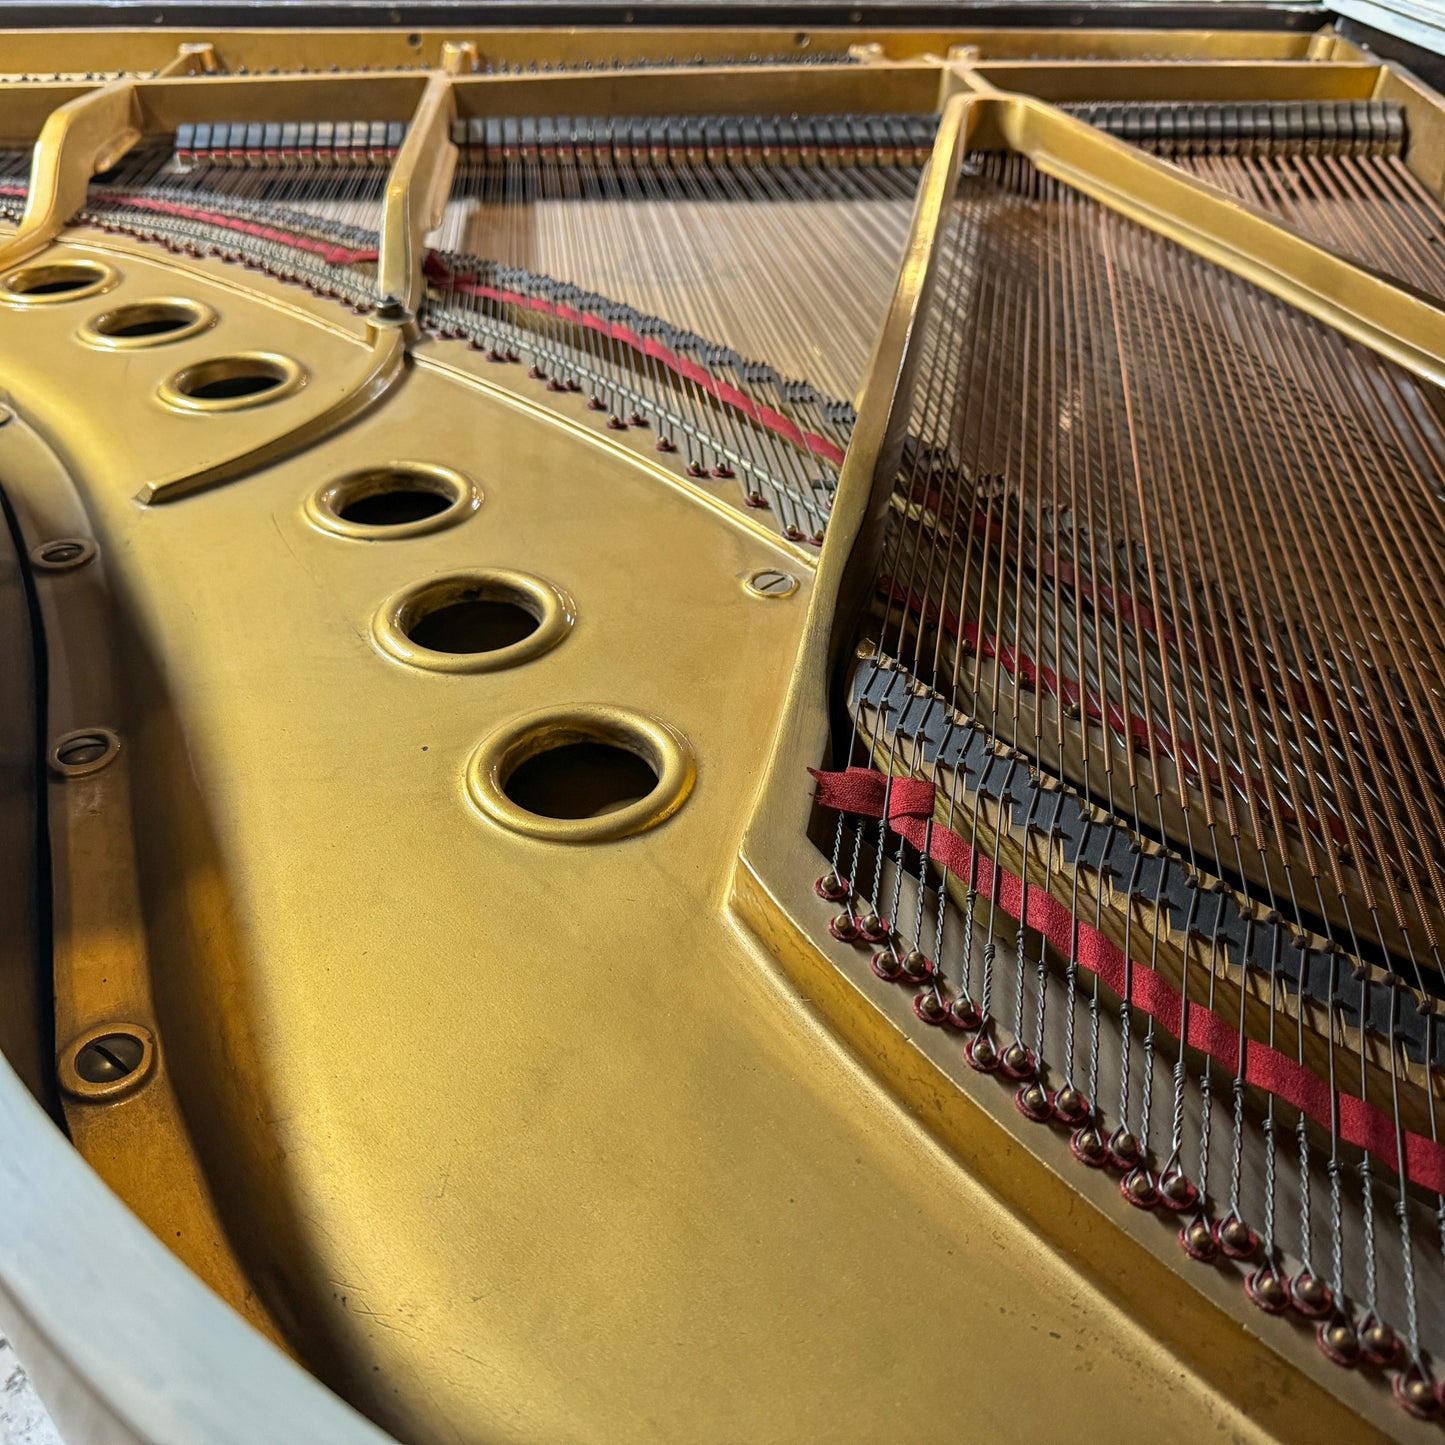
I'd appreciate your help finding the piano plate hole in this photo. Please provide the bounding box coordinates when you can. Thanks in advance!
[0,259,117,305]
[505,743,657,820]
[466,706,695,843]
[409,598,537,653]
[342,489,449,526]
[82,298,215,348]
[308,463,479,539]
[373,570,572,673]
[158,352,304,412]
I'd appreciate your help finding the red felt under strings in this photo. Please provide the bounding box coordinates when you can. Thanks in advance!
[811,765,1445,1193]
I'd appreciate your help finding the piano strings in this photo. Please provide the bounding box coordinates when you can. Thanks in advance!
[813,143,1445,1416]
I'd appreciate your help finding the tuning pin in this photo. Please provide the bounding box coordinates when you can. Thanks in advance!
[828,912,860,944]
[815,872,850,902]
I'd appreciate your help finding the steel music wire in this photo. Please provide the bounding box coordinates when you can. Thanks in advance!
[424,114,933,537]
[814,139,1445,1414]
[11,71,1445,1424]
[1057,100,1445,301]
[71,112,937,543]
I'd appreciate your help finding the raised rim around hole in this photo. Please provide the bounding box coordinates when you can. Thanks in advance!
[157,352,305,413]
[306,463,480,540]
[49,725,121,779]
[372,569,573,674]
[0,259,118,305]
[80,297,216,350]
[57,1022,157,1103]
[29,537,97,572]
[465,705,695,843]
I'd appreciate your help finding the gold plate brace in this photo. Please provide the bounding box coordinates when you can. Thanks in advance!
[0,81,141,274]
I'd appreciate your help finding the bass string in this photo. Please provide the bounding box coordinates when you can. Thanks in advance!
[848,150,1445,1367]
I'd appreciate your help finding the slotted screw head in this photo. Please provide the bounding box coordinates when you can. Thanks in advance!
[745,569,799,599]
[74,1032,144,1083]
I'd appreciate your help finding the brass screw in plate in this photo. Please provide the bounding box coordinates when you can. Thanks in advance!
[49,726,121,777]
[60,1023,155,1101]
[74,1032,145,1084]
[745,568,799,600]
[30,537,96,572]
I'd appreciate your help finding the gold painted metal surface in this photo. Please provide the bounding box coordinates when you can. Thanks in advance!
[947,69,1445,385]
[1,401,287,1349]
[0,239,404,505]
[373,570,574,676]
[306,463,481,541]
[156,350,307,414]
[375,71,456,324]
[5,274,1278,1443]
[967,56,1383,99]
[0,80,138,270]
[153,42,221,79]
[79,296,217,350]
[0,256,116,303]
[5,21,1445,1445]
[465,703,695,842]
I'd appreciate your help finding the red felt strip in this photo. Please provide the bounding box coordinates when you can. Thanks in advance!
[425,257,848,467]
[811,764,1445,1193]
[110,195,379,266]
[811,766,936,822]
[902,480,1391,775]
[877,576,1354,855]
